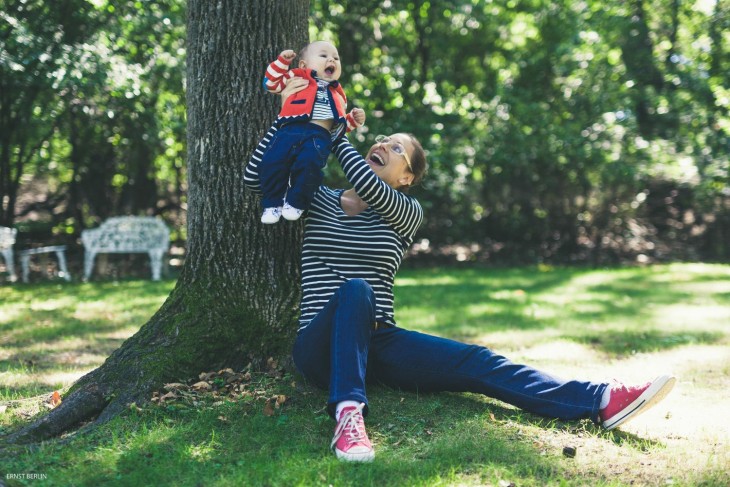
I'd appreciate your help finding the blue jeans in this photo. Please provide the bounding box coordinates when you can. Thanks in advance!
[258,122,332,210]
[293,279,607,421]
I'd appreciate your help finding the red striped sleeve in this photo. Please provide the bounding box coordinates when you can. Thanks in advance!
[263,55,293,93]
[345,112,360,132]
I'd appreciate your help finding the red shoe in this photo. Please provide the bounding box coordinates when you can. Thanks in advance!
[330,403,374,462]
[600,375,676,430]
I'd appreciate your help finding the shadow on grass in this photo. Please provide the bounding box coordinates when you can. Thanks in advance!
[573,329,725,356]
[2,385,587,486]
[2,266,729,485]
[395,267,728,356]
[0,280,174,345]
[0,280,175,401]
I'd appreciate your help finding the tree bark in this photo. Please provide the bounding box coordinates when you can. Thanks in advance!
[5,0,311,444]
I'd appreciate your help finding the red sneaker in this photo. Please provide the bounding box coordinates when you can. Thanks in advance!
[330,403,374,462]
[600,375,676,430]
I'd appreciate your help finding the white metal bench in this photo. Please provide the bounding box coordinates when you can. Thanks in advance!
[0,226,18,281]
[20,245,71,282]
[81,216,170,281]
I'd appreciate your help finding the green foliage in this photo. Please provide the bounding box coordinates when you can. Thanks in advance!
[0,0,100,224]
[2,0,186,237]
[3,0,729,261]
[312,0,730,262]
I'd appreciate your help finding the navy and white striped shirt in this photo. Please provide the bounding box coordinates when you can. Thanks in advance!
[311,80,334,121]
[244,124,423,329]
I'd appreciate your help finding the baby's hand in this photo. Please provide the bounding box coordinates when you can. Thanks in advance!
[280,49,296,62]
[352,108,366,126]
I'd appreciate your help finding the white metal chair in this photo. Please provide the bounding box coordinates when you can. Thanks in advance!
[0,226,18,282]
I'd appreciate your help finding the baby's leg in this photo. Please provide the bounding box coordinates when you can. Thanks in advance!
[287,129,331,211]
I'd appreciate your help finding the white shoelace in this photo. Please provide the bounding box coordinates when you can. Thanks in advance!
[331,403,367,450]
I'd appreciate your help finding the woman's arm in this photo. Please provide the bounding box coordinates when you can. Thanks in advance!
[333,137,423,238]
[243,123,278,194]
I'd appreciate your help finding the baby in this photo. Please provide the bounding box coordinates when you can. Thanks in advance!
[255,41,365,223]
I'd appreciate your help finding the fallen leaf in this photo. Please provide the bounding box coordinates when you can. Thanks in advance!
[164,383,187,390]
[263,399,275,416]
[275,395,287,407]
[489,412,496,421]
[129,402,143,412]
[50,391,62,408]
[160,391,178,402]
[192,381,212,391]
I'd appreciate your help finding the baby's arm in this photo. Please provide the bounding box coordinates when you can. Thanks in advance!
[263,50,297,93]
[345,107,366,132]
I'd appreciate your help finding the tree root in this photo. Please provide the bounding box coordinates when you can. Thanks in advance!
[4,385,108,444]
[2,276,296,445]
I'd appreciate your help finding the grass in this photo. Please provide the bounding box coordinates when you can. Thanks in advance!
[1,263,729,486]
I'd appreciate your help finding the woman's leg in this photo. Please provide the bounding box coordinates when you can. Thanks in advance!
[368,327,607,422]
[292,279,377,418]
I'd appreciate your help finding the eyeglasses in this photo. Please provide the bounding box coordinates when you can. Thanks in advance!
[375,135,413,172]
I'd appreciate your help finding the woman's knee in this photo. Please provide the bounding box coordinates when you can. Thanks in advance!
[340,278,374,298]
[339,279,376,311]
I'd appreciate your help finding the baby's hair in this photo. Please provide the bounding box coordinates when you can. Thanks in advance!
[297,43,310,61]
[297,40,335,64]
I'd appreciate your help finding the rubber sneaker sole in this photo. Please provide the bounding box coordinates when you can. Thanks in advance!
[602,375,676,431]
[334,447,375,463]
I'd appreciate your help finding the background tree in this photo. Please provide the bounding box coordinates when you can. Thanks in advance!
[6,0,309,443]
[310,0,729,264]
[0,0,100,227]
[3,0,728,271]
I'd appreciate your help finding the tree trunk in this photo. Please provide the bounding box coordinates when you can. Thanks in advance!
[5,0,310,444]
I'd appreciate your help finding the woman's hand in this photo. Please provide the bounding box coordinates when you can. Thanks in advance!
[281,76,308,105]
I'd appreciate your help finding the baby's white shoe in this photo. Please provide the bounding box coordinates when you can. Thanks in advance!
[282,202,304,221]
[261,207,282,224]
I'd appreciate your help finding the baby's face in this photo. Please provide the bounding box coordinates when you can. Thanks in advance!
[300,41,341,81]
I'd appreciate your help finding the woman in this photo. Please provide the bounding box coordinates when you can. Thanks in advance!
[244,79,676,463]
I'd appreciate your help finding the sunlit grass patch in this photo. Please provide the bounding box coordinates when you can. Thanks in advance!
[0,279,175,406]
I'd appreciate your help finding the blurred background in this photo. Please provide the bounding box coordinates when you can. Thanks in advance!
[1,0,728,280]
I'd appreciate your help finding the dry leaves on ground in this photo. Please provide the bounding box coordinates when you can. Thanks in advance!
[149,364,290,417]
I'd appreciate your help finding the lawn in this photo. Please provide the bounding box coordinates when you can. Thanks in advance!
[1,264,729,486]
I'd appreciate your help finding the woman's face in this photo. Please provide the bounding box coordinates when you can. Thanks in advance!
[364,133,415,189]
